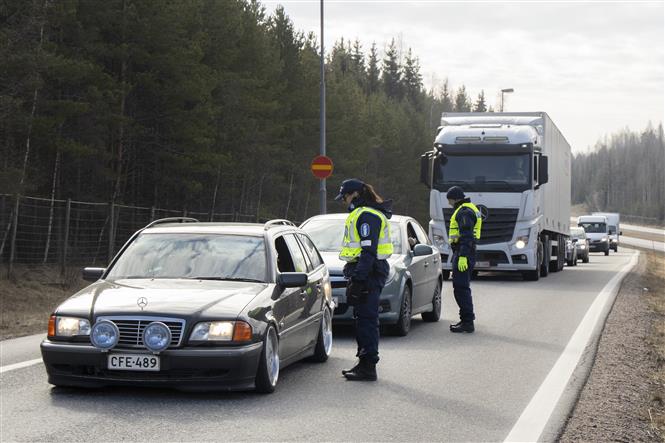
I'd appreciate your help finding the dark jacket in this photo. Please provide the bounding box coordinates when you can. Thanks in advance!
[453,197,478,258]
[343,198,393,282]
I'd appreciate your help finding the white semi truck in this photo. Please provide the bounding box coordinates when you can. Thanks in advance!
[421,112,572,281]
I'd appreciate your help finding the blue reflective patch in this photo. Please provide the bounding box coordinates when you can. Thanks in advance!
[360,223,370,237]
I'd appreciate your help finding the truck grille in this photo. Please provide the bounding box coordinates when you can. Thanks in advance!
[98,317,185,349]
[443,208,519,245]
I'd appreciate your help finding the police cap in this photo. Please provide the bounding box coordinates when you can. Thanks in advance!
[446,186,465,200]
[334,178,365,201]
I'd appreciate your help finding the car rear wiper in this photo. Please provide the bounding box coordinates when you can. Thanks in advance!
[190,277,265,283]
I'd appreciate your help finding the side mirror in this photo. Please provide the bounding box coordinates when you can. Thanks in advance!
[619,231,623,236]
[538,155,549,186]
[82,267,105,282]
[571,238,578,243]
[413,244,433,257]
[278,272,308,288]
[420,152,433,188]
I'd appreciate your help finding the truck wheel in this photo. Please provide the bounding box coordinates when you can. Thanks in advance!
[442,270,450,281]
[540,236,550,277]
[604,245,609,256]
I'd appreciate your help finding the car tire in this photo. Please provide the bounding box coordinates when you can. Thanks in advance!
[422,280,442,322]
[255,326,279,394]
[390,285,412,336]
[604,245,609,256]
[442,270,450,281]
[583,253,589,263]
[309,307,333,363]
[613,245,618,252]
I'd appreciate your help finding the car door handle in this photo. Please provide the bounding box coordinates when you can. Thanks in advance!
[300,290,307,299]
[424,262,429,267]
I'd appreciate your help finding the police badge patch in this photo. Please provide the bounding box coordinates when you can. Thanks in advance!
[360,223,370,237]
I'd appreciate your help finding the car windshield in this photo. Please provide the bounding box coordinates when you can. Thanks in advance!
[608,225,617,234]
[579,222,607,233]
[435,153,531,192]
[301,219,402,254]
[107,233,267,281]
[570,228,586,240]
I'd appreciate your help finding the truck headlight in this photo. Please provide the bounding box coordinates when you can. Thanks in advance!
[190,321,252,342]
[48,315,91,337]
[514,228,530,249]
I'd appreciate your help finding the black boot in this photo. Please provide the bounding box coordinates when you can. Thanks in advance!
[450,321,474,333]
[343,359,377,381]
[341,361,360,376]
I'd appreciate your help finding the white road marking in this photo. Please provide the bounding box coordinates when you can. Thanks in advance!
[0,358,43,374]
[504,251,640,443]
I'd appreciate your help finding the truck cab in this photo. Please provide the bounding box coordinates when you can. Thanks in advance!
[421,113,571,281]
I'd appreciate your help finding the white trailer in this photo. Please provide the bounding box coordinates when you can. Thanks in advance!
[421,112,572,281]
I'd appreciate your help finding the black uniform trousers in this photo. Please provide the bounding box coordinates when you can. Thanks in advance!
[452,253,476,322]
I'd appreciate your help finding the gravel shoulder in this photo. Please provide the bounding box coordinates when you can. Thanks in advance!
[560,250,665,442]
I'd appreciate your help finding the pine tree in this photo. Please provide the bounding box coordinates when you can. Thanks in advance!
[401,48,423,107]
[473,90,487,112]
[454,85,471,112]
[382,38,401,99]
[367,42,380,95]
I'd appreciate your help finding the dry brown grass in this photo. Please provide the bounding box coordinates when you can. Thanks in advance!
[0,264,87,340]
[643,251,665,439]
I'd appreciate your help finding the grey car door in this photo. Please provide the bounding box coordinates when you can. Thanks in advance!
[296,233,326,347]
[406,221,430,308]
[412,220,439,302]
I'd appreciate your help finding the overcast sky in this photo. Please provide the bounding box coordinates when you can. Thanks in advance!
[263,0,664,153]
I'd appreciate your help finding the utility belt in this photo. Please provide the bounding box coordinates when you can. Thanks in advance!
[451,243,477,254]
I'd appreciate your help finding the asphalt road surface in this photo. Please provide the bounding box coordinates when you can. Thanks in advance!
[1,250,637,442]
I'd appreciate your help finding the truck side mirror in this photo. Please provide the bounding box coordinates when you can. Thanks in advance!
[538,155,549,186]
[420,153,432,188]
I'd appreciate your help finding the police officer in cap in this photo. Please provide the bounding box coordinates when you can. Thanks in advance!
[335,179,393,381]
[446,186,482,333]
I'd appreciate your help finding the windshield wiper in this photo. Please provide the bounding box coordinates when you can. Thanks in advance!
[190,277,265,283]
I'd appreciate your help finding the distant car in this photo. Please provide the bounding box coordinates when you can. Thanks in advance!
[565,238,578,266]
[570,227,590,263]
[41,218,334,393]
[300,213,442,336]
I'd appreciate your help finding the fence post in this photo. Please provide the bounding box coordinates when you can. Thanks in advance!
[8,194,20,277]
[108,202,115,263]
[61,198,71,276]
[150,206,156,222]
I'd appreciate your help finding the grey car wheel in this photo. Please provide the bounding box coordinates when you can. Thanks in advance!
[310,307,333,362]
[391,285,412,336]
[422,279,442,322]
[255,326,279,393]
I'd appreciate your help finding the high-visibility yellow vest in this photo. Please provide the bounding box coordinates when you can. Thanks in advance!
[449,202,482,244]
[339,207,393,262]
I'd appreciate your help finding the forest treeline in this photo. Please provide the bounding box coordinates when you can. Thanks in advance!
[1,0,492,224]
[571,124,665,222]
[3,0,662,226]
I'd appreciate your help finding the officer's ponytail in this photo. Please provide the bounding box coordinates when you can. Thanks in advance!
[361,184,384,204]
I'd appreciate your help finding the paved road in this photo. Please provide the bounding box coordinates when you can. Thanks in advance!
[1,250,637,442]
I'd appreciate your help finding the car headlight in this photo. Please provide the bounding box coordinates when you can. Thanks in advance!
[48,315,91,337]
[143,322,171,352]
[601,236,608,242]
[431,227,445,245]
[90,320,119,350]
[189,321,252,342]
[579,244,586,249]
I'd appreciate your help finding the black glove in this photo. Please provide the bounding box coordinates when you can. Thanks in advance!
[346,279,369,306]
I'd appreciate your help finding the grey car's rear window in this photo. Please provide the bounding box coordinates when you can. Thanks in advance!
[107,233,267,281]
[302,219,402,254]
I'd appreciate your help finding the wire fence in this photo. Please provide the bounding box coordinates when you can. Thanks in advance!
[0,194,260,275]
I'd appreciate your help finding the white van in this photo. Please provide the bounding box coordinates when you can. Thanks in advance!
[577,215,610,256]
[592,212,621,252]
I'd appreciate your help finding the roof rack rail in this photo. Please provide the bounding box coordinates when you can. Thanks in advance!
[144,217,200,229]
[264,219,296,230]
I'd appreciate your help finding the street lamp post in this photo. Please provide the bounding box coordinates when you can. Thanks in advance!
[319,0,327,214]
[500,88,514,112]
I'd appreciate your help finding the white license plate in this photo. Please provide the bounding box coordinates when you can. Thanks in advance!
[476,261,490,268]
[108,354,160,371]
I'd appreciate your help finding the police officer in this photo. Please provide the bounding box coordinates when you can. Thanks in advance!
[447,186,482,333]
[335,179,393,381]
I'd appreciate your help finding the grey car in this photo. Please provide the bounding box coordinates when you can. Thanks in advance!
[300,214,443,336]
[570,227,590,263]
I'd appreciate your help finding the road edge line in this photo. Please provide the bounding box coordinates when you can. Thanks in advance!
[504,251,640,443]
[0,358,43,374]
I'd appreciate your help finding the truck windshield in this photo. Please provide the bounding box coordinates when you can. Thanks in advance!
[579,222,607,233]
[434,153,531,192]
